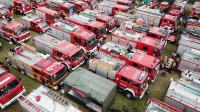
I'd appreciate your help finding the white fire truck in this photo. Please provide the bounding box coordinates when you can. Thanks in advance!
[48,20,97,53]
[0,19,31,44]
[7,44,68,89]
[178,49,200,72]
[164,79,200,112]
[89,52,149,99]
[176,34,200,55]
[21,14,50,33]
[18,85,81,112]
[33,34,86,70]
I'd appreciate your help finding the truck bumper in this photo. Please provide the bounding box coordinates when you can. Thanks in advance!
[139,83,148,99]
[72,60,85,70]
[0,88,26,109]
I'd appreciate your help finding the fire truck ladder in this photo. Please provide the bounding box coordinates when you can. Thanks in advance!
[43,89,78,110]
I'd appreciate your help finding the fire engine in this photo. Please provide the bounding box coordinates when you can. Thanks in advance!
[146,98,182,112]
[168,0,187,17]
[110,28,165,59]
[185,18,200,37]
[99,41,160,81]
[104,0,134,7]
[69,0,89,13]
[81,0,98,9]
[65,14,107,40]
[114,12,136,26]
[178,49,200,72]
[159,1,169,12]
[0,0,32,14]
[30,0,46,9]
[18,85,81,112]
[89,52,149,99]
[21,14,49,33]
[48,20,97,53]
[134,5,179,30]
[0,66,25,109]
[189,1,200,19]
[0,4,13,18]
[45,0,76,17]
[79,9,116,32]
[176,34,200,55]
[7,44,68,89]
[36,7,61,24]
[164,79,200,112]
[147,26,170,42]
[0,19,31,44]
[96,1,131,16]
[33,34,86,70]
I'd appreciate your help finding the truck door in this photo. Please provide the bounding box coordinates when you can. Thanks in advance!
[118,76,128,89]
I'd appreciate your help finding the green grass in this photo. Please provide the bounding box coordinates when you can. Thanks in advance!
[0,13,181,112]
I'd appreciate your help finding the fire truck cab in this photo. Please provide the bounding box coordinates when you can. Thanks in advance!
[33,34,86,70]
[185,18,200,37]
[48,20,97,53]
[69,0,89,13]
[100,41,160,81]
[110,28,164,59]
[8,44,68,89]
[148,26,169,43]
[97,1,131,16]
[21,14,49,33]
[45,0,76,17]
[0,4,13,18]
[190,2,200,19]
[0,0,32,14]
[80,10,116,32]
[160,14,179,30]
[36,7,61,24]
[169,0,187,17]
[65,14,107,40]
[0,66,25,109]
[0,19,31,44]
[89,52,149,99]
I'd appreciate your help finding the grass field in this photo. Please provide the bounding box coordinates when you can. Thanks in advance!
[0,13,181,112]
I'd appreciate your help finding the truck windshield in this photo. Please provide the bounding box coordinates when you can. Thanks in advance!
[38,22,48,28]
[14,27,28,35]
[71,50,84,61]
[88,36,97,47]
[54,66,67,81]
[0,79,20,98]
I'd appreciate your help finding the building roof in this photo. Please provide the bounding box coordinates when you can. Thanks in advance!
[63,67,117,103]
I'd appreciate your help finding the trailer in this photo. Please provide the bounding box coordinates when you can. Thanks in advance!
[48,20,97,53]
[176,34,200,55]
[7,44,68,89]
[164,79,200,112]
[0,66,25,109]
[178,49,200,72]
[146,98,182,112]
[89,52,148,99]
[18,85,81,112]
[61,67,117,112]
[33,34,86,70]
[99,41,160,81]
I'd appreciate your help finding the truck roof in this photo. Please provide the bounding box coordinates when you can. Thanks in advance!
[114,4,129,10]
[162,14,178,21]
[118,65,148,84]
[63,67,117,104]
[81,10,113,21]
[140,36,163,49]
[0,67,17,88]
[193,1,200,9]
[34,34,82,57]
[136,5,164,17]
[62,2,75,8]
[22,14,42,22]
[37,7,58,16]
[3,20,24,30]
[115,12,136,21]
[100,41,158,68]
[181,49,200,65]
[149,26,168,38]
[98,1,116,7]
[179,34,200,51]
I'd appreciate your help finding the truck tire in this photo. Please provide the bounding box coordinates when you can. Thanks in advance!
[125,91,133,99]
[10,38,19,45]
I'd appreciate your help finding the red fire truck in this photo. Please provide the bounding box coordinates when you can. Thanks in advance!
[0,19,31,44]
[65,14,107,40]
[45,0,76,17]
[96,1,131,16]
[168,0,187,17]
[0,0,32,14]
[0,4,13,18]
[69,0,89,13]
[36,7,62,24]
[147,26,170,42]
[0,66,25,109]
[80,9,116,32]
[99,41,160,82]
[189,2,200,19]
[21,14,49,33]
[8,44,68,89]
[89,52,149,99]
[110,28,165,59]
[48,20,97,53]
[30,0,46,9]
[33,34,86,70]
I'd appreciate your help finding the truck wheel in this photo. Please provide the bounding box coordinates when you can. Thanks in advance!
[10,38,18,45]
[125,91,133,99]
